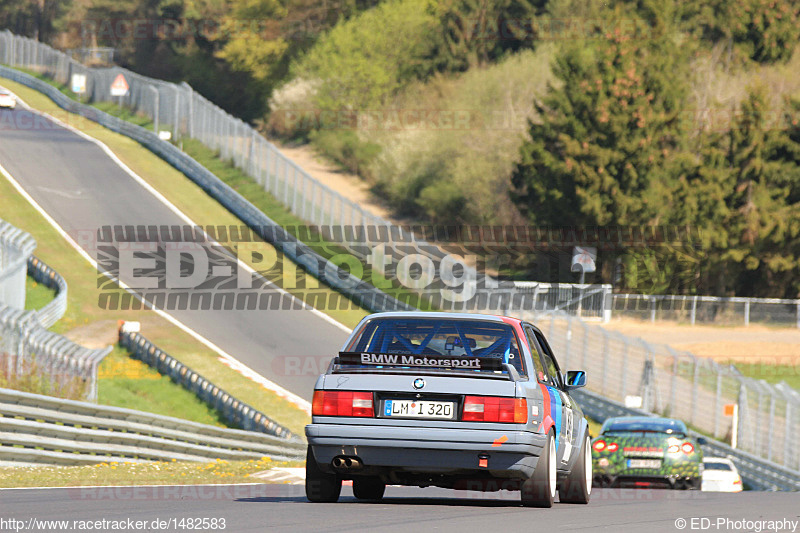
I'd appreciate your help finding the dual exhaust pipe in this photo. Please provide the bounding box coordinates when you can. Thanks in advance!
[332,455,363,471]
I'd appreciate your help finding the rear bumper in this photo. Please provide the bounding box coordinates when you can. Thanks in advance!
[594,474,702,490]
[306,422,546,479]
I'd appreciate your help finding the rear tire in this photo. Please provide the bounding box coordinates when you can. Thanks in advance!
[558,432,592,504]
[305,446,341,503]
[353,476,386,501]
[521,430,556,508]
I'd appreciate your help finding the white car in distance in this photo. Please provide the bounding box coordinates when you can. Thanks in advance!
[0,89,16,109]
[701,457,743,492]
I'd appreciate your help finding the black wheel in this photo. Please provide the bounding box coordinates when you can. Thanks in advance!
[558,431,592,504]
[353,476,386,501]
[305,446,341,503]
[522,430,556,508]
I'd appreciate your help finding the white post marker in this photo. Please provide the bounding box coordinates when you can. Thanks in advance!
[724,403,739,449]
[71,73,86,95]
[571,246,597,318]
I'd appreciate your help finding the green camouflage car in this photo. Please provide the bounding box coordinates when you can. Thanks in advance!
[591,417,704,489]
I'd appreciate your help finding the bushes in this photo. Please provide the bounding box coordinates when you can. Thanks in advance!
[309,130,382,179]
[368,45,556,224]
[289,0,442,112]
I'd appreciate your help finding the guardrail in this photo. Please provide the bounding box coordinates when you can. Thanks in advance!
[0,64,414,315]
[0,219,109,401]
[119,327,298,441]
[539,310,800,471]
[0,387,305,465]
[574,388,800,491]
[3,36,798,489]
[27,255,67,329]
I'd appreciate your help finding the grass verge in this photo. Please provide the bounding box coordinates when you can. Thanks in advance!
[24,276,56,312]
[0,457,301,488]
[726,362,800,390]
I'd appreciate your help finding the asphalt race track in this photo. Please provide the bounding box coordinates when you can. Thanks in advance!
[1,485,798,533]
[2,99,798,532]
[0,105,349,401]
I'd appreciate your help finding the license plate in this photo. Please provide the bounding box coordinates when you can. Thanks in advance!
[627,459,661,469]
[384,399,455,419]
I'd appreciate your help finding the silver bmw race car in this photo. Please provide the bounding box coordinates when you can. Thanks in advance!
[305,312,592,507]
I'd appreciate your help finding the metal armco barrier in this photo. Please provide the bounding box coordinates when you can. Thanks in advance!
[27,255,67,329]
[0,64,414,315]
[0,387,305,465]
[3,40,799,490]
[574,389,800,491]
[118,328,300,442]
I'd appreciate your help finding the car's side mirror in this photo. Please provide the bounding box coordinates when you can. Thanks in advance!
[696,436,708,446]
[565,370,587,389]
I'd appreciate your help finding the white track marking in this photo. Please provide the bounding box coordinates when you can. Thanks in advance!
[0,87,359,413]
[0,483,270,491]
[0,162,311,414]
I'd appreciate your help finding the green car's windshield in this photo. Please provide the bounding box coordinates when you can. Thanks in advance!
[601,418,688,437]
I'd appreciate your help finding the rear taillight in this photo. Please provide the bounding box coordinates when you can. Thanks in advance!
[681,442,694,454]
[606,442,618,452]
[462,396,527,423]
[312,390,374,417]
[593,440,607,452]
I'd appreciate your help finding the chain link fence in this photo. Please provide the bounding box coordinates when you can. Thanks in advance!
[538,311,800,472]
[0,31,618,320]
[2,33,799,472]
[612,293,800,328]
[0,218,110,400]
[0,220,36,309]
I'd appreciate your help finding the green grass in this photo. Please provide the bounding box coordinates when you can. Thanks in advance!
[0,457,301,488]
[726,362,800,390]
[97,345,227,427]
[25,276,57,311]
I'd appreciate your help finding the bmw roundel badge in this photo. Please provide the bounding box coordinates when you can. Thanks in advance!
[413,378,425,390]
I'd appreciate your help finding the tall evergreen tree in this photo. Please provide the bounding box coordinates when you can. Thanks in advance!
[721,87,800,296]
[510,9,688,227]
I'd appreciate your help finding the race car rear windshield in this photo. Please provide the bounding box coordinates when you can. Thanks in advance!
[602,418,688,436]
[345,318,525,374]
[703,462,733,471]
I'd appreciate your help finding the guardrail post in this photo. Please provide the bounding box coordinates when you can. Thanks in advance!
[564,315,572,369]
[291,168,299,213]
[744,300,750,327]
[650,296,656,323]
[172,85,180,140]
[784,401,793,470]
[691,296,697,325]
[670,355,678,416]
[581,322,589,371]
[310,180,318,223]
[714,371,722,439]
[283,162,290,205]
[621,341,629,400]
[768,393,775,462]
[601,330,609,395]
[756,390,764,457]
[691,361,699,426]
[796,302,800,329]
